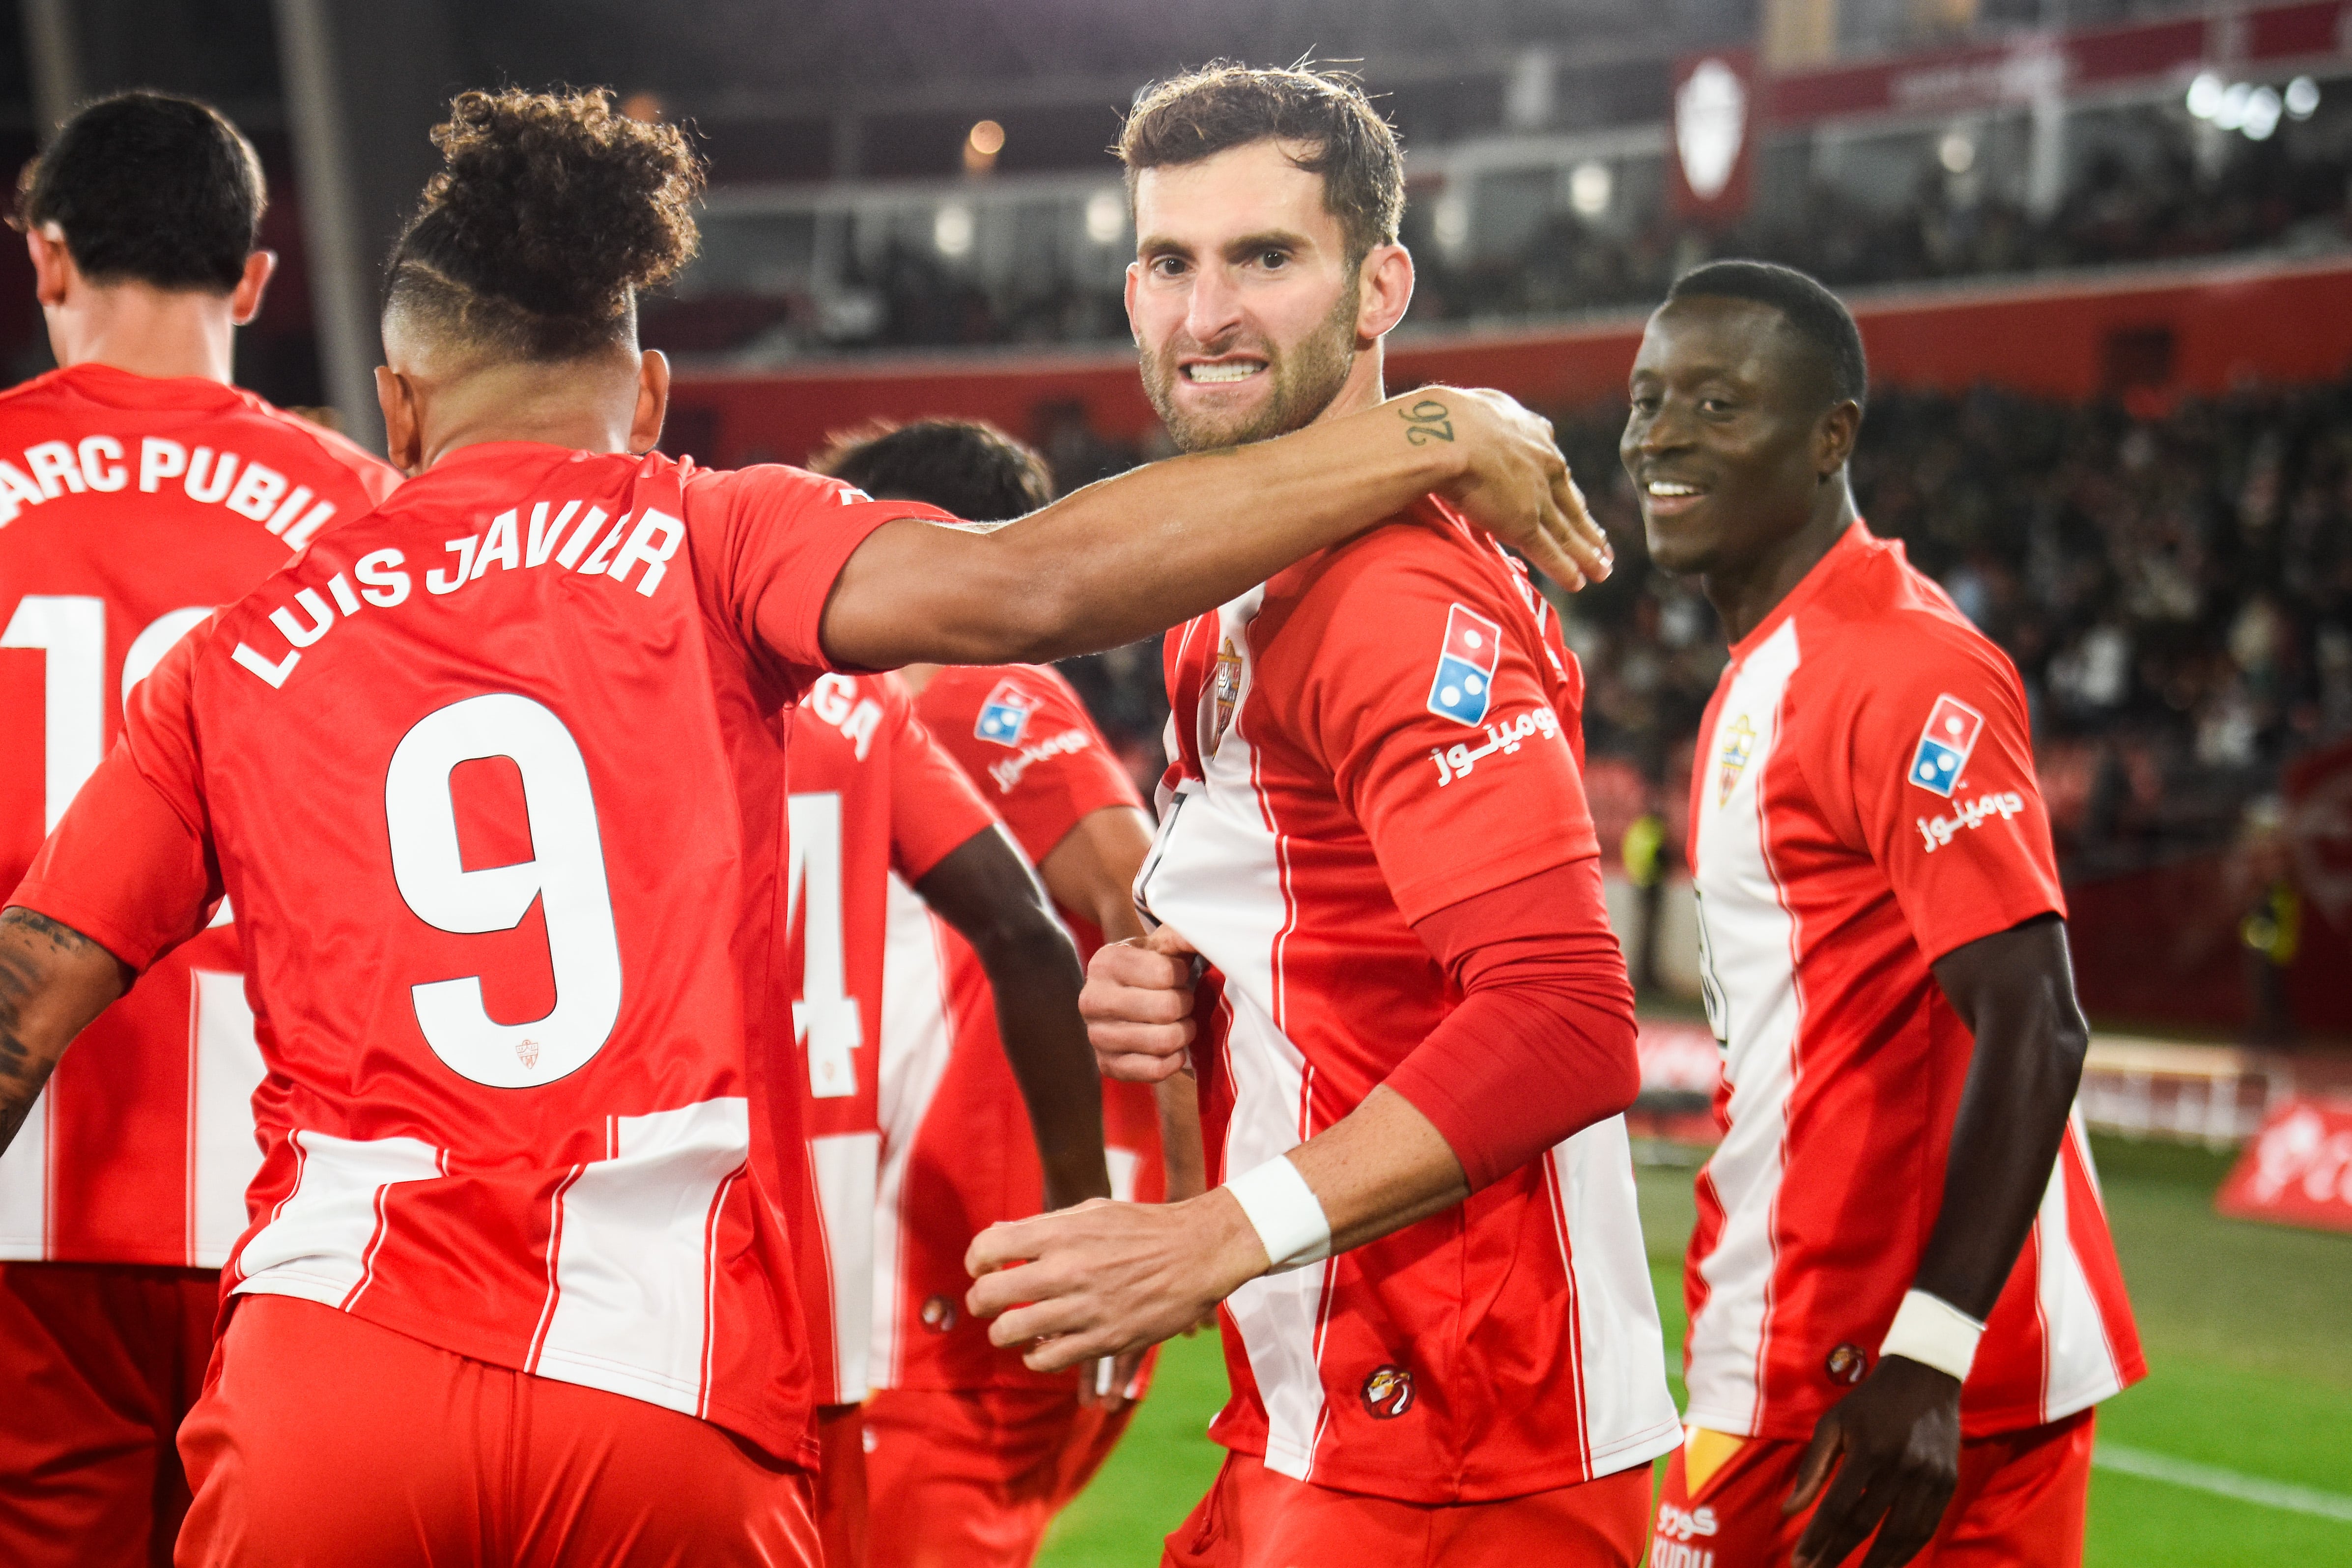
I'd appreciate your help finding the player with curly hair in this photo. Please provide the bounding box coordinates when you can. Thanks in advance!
[0,86,1605,1564]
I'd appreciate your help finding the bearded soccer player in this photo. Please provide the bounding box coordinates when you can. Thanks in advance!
[0,93,397,1567]
[785,660,1111,1568]
[817,421,1178,1568]
[967,67,1677,1565]
[0,86,1603,1564]
[1626,262,2142,1568]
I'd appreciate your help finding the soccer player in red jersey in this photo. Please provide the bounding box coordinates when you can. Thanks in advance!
[965,68,1678,1565]
[1625,262,2143,1568]
[0,87,1603,1563]
[816,421,1181,1568]
[0,92,398,1567]
[785,663,1111,1568]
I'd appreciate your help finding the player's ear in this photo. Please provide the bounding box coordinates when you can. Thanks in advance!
[228,251,279,328]
[1816,399,1861,481]
[1357,243,1414,345]
[629,349,670,455]
[376,366,425,476]
[26,225,69,308]
[1122,261,1143,345]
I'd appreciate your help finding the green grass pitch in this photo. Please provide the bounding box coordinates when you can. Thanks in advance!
[1034,1135,2352,1566]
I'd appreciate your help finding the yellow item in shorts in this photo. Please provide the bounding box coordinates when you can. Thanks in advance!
[1683,1425,1747,1495]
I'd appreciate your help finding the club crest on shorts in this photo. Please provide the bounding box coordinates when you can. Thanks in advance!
[1427,604,1503,726]
[1908,694,1985,798]
[1716,714,1757,806]
[974,680,1035,747]
[1360,1364,1416,1419]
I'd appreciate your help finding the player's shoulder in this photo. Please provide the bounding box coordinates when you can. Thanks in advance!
[684,458,871,516]
[1804,530,2019,696]
[228,394,401,502]
[1278,496,1526,620]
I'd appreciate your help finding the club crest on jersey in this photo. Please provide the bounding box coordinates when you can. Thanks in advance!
[1427,604,1503,725]
[974,680,1035,748]
[1908,694,1985,798]
[1360,1365,1416,1419]
[1205,637,1245,752]
[1826,1343,1869,1385]
[1716,714,1757,806]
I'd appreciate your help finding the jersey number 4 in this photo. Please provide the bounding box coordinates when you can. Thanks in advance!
[787,793,863,1100]
[386,694,624,1089]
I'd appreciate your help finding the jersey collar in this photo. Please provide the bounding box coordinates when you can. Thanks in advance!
[1725,518,1877,665]
[45,360,250,411]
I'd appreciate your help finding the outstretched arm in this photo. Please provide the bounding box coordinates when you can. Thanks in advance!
[914,828,1108,1211]
[1788,914,2091,1568]
[819,388,1608,670]
[0,908,131,1157]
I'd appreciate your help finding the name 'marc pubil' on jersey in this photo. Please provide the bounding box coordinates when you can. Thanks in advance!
[1426,602,1504,725]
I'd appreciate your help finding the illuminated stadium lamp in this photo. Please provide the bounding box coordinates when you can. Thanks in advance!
[2286,76,2322,120]
[2186,71,2225,120]
[1938,131,1975,174]
[2213,81,2253,132]
[1568,160,1612,217]
[934,202,975,258]
[1432,191,1469,255]
[964,118,1004,174]
[1084,189,1126,245]
[2242,85,2283,140]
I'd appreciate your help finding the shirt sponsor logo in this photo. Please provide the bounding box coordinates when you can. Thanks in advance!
[1826,1342,1869,1385]
[1916,790,2026,854]
[975,679,1035,747]
[986,727,1091,795]
[1426,604,1503,726]
[1655,1501,1720,1543]
[1428,703,1560,786]
[1716,713,1757,805]
[1360,1364,1416,1419]
[1908,694,1985,797]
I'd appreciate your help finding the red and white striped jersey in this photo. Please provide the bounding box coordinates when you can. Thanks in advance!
[1683,523,2144,1443]
[13,442,947,1465]
[870,663,1164,1394]
[0,363,396,1268]
[783,671,994,1405]
[1135,501,1680,1504]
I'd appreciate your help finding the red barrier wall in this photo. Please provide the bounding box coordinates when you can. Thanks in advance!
[671,257,2352,467]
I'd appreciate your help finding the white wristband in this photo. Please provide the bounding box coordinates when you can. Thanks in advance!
[1878,1289,1985,1382]
[1223,1155,1331,1273]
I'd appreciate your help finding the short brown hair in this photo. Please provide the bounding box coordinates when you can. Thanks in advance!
[811,419,1053,521]
[1117,63,1404,265]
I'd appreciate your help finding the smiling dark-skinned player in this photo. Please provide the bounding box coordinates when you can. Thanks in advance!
[1624,261,2144,1568]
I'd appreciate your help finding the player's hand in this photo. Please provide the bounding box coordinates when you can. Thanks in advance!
[963,1188,1265,1370]
[1785,1355,1962,1568]
[1082,926,1199,1082]
[1398,385,1612,592]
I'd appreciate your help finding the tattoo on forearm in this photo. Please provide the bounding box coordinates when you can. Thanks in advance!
[1400,399,1455,446]
[0,908,105,1147]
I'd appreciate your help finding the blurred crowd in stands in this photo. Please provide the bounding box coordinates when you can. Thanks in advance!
[1054,374,2352,882]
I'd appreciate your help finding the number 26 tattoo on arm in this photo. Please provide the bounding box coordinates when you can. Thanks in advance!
[1400,399,1455,445]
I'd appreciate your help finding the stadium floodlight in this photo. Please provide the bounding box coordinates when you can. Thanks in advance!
[1938,131,1976,174]
[2242,85,2283,140]
[2213,80,2252,131]
[2285,76,2322,120]
[1569,160,1612,217]
[2185,71,2225,120]
[934,202,974,258]
[1432,191,1469,255]
[1084,189,1126,245]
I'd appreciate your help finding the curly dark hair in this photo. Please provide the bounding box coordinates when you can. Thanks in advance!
[385,87,704,362]
[810,419,1054,521]
[14,92,264,292]
[1118,63,1404,267]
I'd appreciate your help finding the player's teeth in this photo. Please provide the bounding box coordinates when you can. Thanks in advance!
[1648,482,1699,496]
[1187,362,1259,383]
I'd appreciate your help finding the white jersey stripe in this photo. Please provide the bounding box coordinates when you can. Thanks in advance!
[535,1096,750,1416]
[231,1128,443,1308]
[0,1086,52,1256]
[871,873,957,1391]
[2037,1122,2126,1422]
[810,1131,881,1400]
[1555,1118,1683,1474]
[189,968,266,1267]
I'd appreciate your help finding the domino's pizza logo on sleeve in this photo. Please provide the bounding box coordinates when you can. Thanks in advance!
[1908,694,1985,797]
[975,679,1035,747]
[1426,604,1503,726]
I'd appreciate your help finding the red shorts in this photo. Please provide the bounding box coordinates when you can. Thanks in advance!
[1652,1410,2095,1568]
[176,1295,821,1567]
[863,1384,1139,1568]
[1164,1450,1651,1568]
[816,1403,870,1568]
[0,1261,218,1568]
